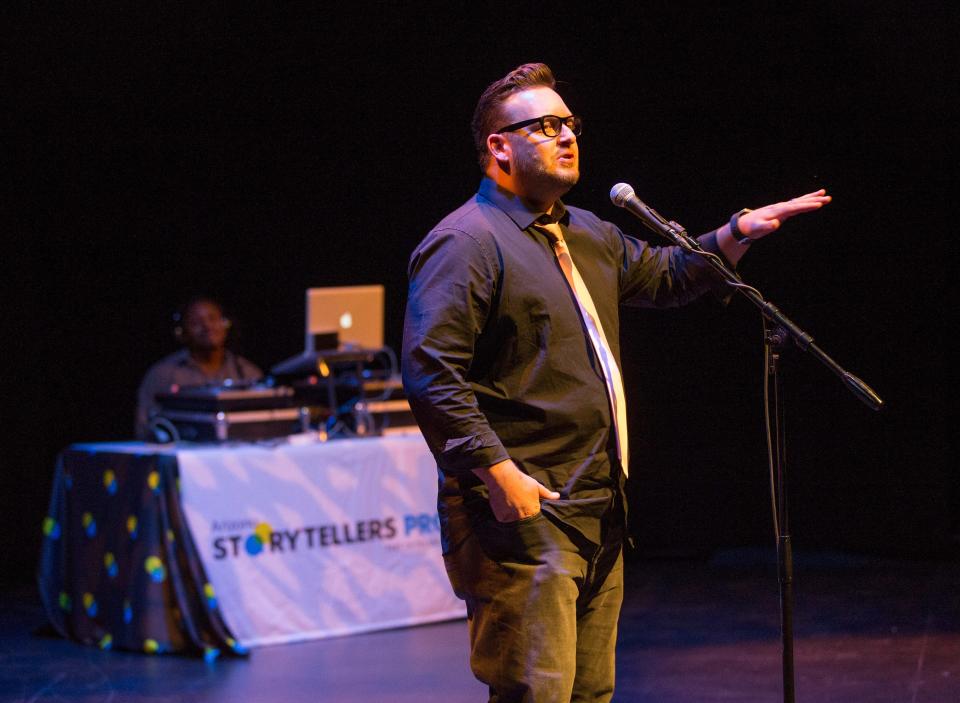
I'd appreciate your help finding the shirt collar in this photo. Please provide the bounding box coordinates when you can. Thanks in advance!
[174,348,234,370]
[477,177,569,230]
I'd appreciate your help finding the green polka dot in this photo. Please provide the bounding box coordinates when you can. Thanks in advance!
[42,517,60,539]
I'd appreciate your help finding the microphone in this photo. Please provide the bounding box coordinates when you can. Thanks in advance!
[609,183,698,252]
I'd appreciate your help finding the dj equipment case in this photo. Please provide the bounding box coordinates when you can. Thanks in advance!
[153,384,308,442]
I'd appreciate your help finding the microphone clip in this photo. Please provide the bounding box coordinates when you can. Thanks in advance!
[665,220,702,254]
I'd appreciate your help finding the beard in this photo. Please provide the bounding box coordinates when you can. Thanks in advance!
[514,148,579,200]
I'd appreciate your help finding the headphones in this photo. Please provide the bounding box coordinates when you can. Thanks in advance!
[146,416,180,444]
[172,297,232,343]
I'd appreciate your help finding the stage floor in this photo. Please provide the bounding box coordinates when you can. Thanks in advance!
[3,550,958,702]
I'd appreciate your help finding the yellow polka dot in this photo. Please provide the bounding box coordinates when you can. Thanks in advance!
[204,583,215,598]
[254,522,272,543]
[144,639,159,654]
[103,470,115,488]
[127,515,138,533]
[147,471,160,490]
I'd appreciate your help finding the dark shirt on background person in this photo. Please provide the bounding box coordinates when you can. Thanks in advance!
[135,297,262,440]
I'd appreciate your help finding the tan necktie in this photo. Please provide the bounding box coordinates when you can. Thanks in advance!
[536,219,630,476]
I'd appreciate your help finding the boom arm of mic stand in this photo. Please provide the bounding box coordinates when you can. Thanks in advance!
[756,301,884,411]
[643,218,884,412]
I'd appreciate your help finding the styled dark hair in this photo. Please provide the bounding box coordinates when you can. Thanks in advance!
[471,62,557,168]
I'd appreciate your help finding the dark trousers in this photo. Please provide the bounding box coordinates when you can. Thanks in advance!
[443,497,625,703]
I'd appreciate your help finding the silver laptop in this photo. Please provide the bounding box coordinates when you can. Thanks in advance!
[305,285,384,351]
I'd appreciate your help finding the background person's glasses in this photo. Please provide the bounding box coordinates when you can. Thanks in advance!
[496,114,582,138]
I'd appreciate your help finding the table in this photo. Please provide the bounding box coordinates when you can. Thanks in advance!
[38,434,464,658]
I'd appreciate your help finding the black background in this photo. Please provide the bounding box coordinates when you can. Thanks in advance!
[4,3,954,585]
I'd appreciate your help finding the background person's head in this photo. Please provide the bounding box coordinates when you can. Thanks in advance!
[174,297,231,354]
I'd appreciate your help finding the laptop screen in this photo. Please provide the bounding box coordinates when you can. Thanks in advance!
[305,285,384,351]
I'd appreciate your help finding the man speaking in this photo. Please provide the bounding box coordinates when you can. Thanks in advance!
[402,62,829,702]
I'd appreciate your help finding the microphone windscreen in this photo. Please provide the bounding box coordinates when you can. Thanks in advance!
[610,183,635,206]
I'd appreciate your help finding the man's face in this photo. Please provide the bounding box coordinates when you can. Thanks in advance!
[498,87,579,203]
[181,300,228,351]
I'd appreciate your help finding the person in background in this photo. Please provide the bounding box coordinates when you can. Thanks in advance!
[135,296,262,440]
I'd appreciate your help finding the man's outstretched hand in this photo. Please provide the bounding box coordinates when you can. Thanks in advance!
[739,189,832,240]
[717,188,831,264]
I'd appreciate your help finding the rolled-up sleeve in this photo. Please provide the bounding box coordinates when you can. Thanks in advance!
[617,225,733,307]
[401,228,510,474]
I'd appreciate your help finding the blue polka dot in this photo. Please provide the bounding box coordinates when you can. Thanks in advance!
[244,535,263,555]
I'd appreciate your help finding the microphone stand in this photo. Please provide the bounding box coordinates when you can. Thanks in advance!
[633,209,883,703]
[767,323,795,702]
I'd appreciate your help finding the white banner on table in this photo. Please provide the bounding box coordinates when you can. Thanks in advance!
[177,434,465,647]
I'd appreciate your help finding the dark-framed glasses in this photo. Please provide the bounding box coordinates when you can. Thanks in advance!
[496,114,582,138]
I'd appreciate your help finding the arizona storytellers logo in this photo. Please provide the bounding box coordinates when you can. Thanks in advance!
[210,513,441,559]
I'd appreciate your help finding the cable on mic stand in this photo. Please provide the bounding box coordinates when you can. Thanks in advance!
[610,182,883,703]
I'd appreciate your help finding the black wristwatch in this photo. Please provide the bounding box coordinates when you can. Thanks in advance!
[730,208,753,245]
